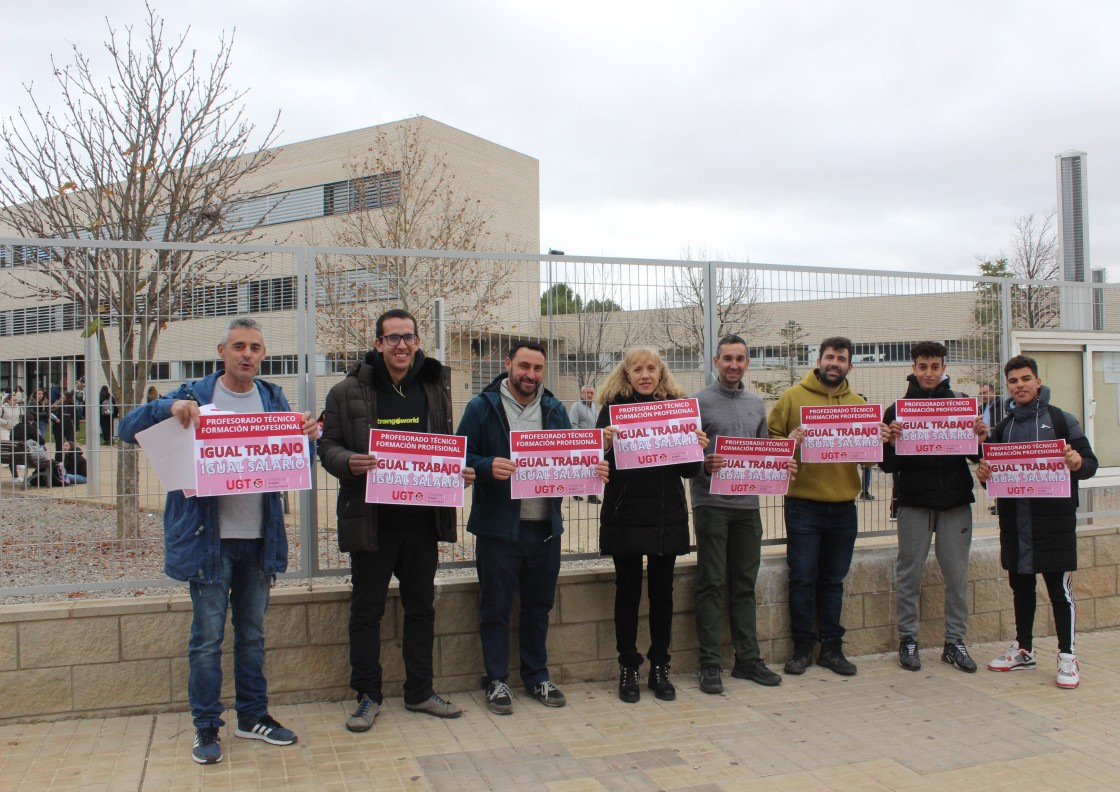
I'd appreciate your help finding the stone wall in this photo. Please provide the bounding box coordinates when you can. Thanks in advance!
[4,525,1120,723]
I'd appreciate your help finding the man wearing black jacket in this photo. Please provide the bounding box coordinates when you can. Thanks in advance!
[319,309,471,731]
[881,342,988,674]
[978,355,1097,688]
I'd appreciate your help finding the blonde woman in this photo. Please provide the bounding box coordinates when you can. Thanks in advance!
[597,347,707,702]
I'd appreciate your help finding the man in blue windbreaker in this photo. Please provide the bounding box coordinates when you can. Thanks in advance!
[119,317,319,765]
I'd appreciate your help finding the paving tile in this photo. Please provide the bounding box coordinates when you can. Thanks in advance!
[8,634,1120,790]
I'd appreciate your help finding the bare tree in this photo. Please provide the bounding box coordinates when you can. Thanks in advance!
[656,245,768,359]
[1008,211,1060,328]
[968,211,1060,382]
[0,4,280,542]
[316,119,520,362]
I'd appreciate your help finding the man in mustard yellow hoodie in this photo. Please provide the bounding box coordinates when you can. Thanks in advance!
[768,337,883,677]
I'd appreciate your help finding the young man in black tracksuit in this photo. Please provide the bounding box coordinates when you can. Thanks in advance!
[978,355,1097,688]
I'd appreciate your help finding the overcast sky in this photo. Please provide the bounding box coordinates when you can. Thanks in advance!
[3,0,1117,278]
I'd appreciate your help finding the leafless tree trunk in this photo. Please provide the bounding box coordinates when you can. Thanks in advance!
[0,4,280,543]
[656,246,769,357]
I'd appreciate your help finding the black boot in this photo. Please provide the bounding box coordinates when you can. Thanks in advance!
[817,640,857,676]
[618,664,640,703]
[648,664,676,701]
[784,643,814,675]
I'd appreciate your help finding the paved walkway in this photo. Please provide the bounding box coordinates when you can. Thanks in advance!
[4,631,1120,791]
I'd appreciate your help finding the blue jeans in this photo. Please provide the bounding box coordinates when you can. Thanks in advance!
[475,521,560,688]
[188,538,271,730]
[784,498,858,645]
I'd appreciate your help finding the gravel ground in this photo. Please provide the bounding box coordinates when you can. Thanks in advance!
[0,495,614,605]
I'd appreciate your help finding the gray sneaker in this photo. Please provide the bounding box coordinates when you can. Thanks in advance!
[346,694,380,732]
[898,636,921,672]
[405,692,463,719]
[942,641,977,673]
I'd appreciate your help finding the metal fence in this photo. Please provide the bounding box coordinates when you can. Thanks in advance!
[2,237,1119,596]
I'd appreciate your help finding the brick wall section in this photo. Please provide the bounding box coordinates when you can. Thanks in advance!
[4,524,1120,723]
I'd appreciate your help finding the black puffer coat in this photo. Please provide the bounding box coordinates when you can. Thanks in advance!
[596,397,701,557]
[318,350,457,553]
[988,386,1097,574]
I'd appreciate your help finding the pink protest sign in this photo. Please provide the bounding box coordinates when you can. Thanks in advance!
[983,440,1070,499]
[509,429,604,500]
[799,403,883,464]
[365,430,467,507]
[709,437,795,496]
[194,412,311,496]
[608,398,704,470]
[895,397,979,456]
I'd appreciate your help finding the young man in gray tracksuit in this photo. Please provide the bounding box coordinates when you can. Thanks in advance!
[880,341,988,673]
[691,334,787,693]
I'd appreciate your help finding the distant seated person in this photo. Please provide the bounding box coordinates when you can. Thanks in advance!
[56,441,89,485]
[11,412,56,485]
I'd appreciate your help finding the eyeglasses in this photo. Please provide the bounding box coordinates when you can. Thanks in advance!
[379,333,420,346]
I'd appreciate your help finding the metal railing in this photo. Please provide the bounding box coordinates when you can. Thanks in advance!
[2,237,1118,596]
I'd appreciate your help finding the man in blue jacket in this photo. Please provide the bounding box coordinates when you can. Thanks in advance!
[456,341,607,715]
[119,317,319,765]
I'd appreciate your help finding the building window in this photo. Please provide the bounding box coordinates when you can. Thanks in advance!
[259,355,299,377]
[180,283,241,318]
[181,360,218,380]
[328,353,359,374]
[149,362,170,381]
[249,276,297,313]
[663,346,700,372]
[851,343,880,363]
[321,172,401,217]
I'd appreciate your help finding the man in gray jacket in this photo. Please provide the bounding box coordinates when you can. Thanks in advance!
[691,334,789,693]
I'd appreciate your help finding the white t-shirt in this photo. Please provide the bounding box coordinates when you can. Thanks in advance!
[213,377,265,540]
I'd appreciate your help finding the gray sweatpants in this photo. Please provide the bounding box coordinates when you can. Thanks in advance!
[895,504,973,642]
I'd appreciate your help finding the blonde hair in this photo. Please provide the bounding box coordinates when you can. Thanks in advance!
[598,346,685,404]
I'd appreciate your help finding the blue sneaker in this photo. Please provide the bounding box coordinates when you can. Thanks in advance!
[235,714,298,745]
[192,727,222,764]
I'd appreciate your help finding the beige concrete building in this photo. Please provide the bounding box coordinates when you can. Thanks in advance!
[0,116,541,402]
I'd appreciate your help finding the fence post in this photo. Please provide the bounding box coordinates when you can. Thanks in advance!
[1000,280,1013,365]
[702,260,717,386]
[297,246,318,581]
[83,251,102,498]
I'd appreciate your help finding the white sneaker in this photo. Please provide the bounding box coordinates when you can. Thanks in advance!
[987,641,1037,671]
[1056,652,1080,688]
